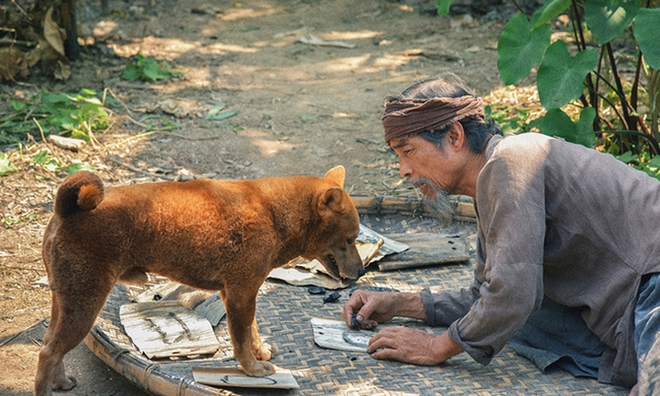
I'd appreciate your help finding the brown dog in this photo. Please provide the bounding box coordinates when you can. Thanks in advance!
[35,166,363,395]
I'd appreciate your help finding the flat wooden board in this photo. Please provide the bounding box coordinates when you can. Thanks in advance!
[119,301,220,359]
[311,317,377,353]
[377,232,469,271]
[192,366,299,389]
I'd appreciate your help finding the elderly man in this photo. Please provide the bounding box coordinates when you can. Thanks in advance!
[343,73,660,395]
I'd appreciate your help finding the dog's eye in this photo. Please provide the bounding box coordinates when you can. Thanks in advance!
[346,238,354,245]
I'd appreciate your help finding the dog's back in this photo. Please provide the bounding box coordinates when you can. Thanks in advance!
[46,173,300,288]
[45,171,361,286]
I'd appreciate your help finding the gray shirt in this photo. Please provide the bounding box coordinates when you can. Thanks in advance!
[421,133,660,387]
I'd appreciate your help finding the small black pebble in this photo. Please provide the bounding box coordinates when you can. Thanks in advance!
[307,286,326,295]
[350,314,361,330]
[322,291,341,303]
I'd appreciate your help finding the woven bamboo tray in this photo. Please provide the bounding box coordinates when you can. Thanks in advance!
[83,195,629,395]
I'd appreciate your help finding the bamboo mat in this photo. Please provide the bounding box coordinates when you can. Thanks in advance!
[84,196,629,396]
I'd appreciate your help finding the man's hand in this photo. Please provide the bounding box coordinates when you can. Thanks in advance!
[368,328,464,365]
[343,290,465,365]
[342,290,400,329]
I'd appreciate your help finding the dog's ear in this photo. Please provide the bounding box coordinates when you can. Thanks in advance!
[323,166,345,188]
[318,187,346,215]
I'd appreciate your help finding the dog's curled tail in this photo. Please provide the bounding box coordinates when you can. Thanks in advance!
[54,171,105,218]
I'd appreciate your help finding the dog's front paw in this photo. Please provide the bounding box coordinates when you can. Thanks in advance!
[252,341,275,361]
[242,360,276,377]
[53,375,77,391]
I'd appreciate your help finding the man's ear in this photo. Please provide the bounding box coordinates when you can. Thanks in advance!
[318,187,345,215]
[323,165,345,188]
[447,122,466,152]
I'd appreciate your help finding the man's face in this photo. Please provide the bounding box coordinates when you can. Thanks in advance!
[389,134,457,220]
[390,134,457,196]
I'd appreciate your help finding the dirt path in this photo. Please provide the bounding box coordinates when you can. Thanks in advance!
[0,0,509,393]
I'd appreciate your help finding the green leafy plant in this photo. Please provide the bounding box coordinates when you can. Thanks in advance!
[2,213,39,228]
[438,0,660,173]
[0,89,111,144]
[31,149,61,172]
[617,150,660,178]
[30,149,96,174]
[0,148,95,178]
[205,104,238,121]
[498,0,659,150]
[139,115,182,132]
[485,105,536,135]
[121,53,182,82]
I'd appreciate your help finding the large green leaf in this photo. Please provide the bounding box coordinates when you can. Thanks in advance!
[583,0,640,44]
[121,64,141,81]
[541,107,596,147]
[436,0,452,16]
[574,107,597,147]
[497,13,552,85]
[531,0,572,29]
[142,60,172,82]
[634,8,660,69]
[537,40,598,109]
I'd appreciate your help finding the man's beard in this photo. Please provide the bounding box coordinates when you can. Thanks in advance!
[413,178,454,224]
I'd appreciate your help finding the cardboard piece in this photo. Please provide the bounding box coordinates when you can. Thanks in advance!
[268,224,409,289]
[133,281,192,303]
[311,317,377,353]
[193,293,226,326]
[192,366,299,389]
[133,282,226,326]
[268,266,352,290]
[119,301,220,359]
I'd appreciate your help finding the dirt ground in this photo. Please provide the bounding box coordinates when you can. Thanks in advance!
[0,0,520,394]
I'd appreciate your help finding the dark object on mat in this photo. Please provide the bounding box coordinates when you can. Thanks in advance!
[308,286,327,295]
[323,291,341,304]
[350,314,361,330]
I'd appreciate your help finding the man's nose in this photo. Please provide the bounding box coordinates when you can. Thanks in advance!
[398,159,412,178]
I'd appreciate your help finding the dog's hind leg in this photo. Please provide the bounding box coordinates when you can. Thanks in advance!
[36,291,77,396]
[42,292,59,347]
[35,282,113,396]
[221,286,275,377]
[35,292,76,396]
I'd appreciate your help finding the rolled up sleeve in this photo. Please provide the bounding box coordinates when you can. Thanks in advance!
[421,280,481,327]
